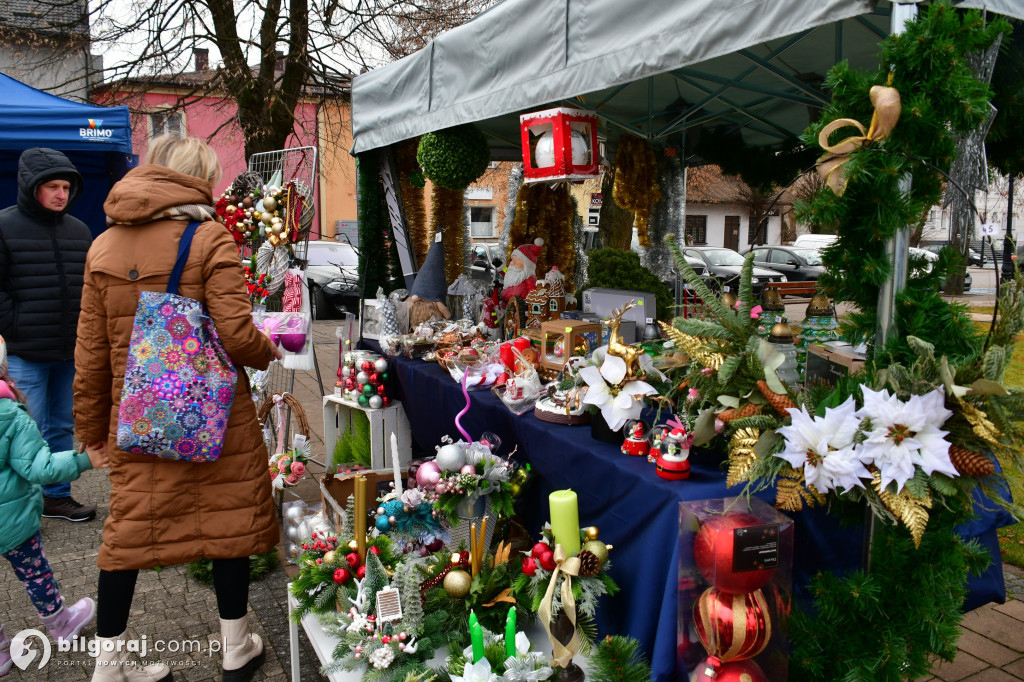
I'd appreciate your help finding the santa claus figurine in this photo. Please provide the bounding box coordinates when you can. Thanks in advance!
[501,238,544,301]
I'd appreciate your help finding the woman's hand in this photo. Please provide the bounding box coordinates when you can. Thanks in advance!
[86,442,110,469]
[262,329,283,361]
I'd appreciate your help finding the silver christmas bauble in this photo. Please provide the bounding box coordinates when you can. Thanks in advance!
[285,505,305,523]
[286,525,301,541]
[342,366,352,377]
[356,371,369,384]
[374,358,389,373]
[435,443,466,472]
[287,543,301,560]
[368,394,383,409]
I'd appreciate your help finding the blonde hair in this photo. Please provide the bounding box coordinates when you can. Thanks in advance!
[145,135,223,187]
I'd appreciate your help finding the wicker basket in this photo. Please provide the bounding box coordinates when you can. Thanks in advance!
[257,392,311,454]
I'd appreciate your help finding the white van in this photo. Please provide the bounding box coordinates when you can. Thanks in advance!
[793,234,838,249]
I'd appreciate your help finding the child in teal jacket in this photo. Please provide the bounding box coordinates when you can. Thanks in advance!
[0,336,108,675]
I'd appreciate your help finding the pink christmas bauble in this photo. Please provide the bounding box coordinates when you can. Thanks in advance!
[693,512,776,593]
[460,464,476,475]
[279,333,306,352]
[416,461,441,488]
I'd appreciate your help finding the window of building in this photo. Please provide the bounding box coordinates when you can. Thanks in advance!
[744,216,765,245]
[150,110,184,138]
[685,215,707,245]
[470,206,496,238]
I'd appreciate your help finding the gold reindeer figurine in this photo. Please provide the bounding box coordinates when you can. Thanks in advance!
[606,301,643,380]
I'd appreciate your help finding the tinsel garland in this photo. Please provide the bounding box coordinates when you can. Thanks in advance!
[428,185,468,285]
[570,196,588,295]
[612,134,661,247]
[395,138,428,267]
[597,170,634,250]
[496,164,524,268]
[506,183,575,279]
[643,152,686,280]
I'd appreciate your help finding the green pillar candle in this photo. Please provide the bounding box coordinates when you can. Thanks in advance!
[549,489,581,556]
[505,607,517,659]
[470,621,485,663]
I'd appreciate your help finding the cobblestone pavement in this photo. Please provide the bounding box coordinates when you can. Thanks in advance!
[1,318,1019,681]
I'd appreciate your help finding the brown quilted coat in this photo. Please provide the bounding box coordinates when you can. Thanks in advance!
[73,165,279,571]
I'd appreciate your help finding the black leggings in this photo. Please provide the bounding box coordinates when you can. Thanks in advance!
[96,557,250,637]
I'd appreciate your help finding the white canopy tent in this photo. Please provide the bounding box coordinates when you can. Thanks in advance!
[351,0,1024,158]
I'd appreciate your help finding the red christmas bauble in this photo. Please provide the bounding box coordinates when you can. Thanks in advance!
[377,384,387,395]
[333,568,350,584]
[361,360,374,372]
[357,565,366,579]
[693,513,776,593]
[346,552,360,569]
[521,557,538,576]
[382,396,392,407]
[369,545,380,556]
[690,657,767,682]
[369,372,381,385]
[344,378,356,391]
[693,587,771,663]
[531,542,550,559]
[539,550,556,571]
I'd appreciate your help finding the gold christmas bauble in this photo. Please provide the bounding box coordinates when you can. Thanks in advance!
[443,569,472,598]
[263,212,275,225]
[271,223,285,235]
[270,216,283,226]
[323,551,337,565]
[263,196,278,212]
[348,539,358,551]
[582,540,609,565]
[450,552,462,565]
[721,292,738,309]
[585,526,600,541]
[251,211,262,222]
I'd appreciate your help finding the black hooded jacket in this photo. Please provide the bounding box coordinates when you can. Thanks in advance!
[0,148,91,362]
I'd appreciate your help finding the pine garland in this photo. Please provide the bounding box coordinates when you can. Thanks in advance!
[795,4,1009,363]
[357,152,402,297]
[590,635,652,682]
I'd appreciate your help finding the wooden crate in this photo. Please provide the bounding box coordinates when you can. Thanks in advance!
[322,395,412,471]
[805,342,866,387]
[319,470,406,536]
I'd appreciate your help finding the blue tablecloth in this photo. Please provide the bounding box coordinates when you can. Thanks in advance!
[384,352,1012,681]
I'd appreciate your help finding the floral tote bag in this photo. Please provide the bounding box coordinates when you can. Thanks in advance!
[117,222,237,461]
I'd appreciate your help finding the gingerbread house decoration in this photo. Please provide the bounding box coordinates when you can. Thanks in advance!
[525,281,550,328]
[543,266,566,319]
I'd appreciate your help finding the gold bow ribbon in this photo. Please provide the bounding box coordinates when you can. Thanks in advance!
[816,84,902,196]
[538,544,582,668]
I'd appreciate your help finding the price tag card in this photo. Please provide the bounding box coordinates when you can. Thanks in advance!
[732,523,780,572]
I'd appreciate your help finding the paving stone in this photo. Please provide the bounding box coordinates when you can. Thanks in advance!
[1001,657,1024,679]
[993,599,1024,626]
[959,669,1024,681]
[931,651,989,681]
[962,606,1024,650]
[958,629,1023,667]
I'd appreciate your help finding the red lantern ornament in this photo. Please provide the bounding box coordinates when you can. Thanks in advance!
[693,587,771,663]
[693,513,777,593]
[520,107,600,183]
[691,657,768,682]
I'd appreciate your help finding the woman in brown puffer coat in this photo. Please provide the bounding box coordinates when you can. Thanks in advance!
[73,136,281,682]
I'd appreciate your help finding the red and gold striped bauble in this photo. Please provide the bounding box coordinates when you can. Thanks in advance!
[690,657,768,682]
[693,587,772,662]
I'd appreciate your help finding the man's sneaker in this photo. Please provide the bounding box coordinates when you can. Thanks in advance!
[42,496,96,522]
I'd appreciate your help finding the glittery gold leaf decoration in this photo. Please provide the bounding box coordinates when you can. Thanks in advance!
[956,399,1002,445]
[872,471,932,548]
[775,467,826,512]
[658,322,725,370]
[727,428,760,488]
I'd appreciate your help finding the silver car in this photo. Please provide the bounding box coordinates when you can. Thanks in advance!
[295,240,360,319]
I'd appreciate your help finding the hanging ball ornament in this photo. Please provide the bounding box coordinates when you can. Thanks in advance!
[374,358,389,373]
[368,395,383,409]
[322,550,337,566]
[693,513,777,593]
[690,657,767,682]
[443,569,472,598]
[586,526,600,541]
[693,587,772,663]
[285,505,304,523]
[287,543,301,559]
[262,196,278,213]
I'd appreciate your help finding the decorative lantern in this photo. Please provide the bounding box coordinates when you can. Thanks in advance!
[520,107,600,183]
[768,321,801,389]
[539,319,600,381]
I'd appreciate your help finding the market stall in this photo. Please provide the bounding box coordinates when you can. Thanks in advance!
[0,72,133,236]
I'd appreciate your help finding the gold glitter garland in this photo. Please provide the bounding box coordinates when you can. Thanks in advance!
[612,135,661,247]
[506,183,575,281]
[396,138,428,267]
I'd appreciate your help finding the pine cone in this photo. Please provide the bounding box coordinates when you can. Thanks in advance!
[757,380,797,415]
[949,445,996,477]
[577,550,601,577]
[718,403,763,423]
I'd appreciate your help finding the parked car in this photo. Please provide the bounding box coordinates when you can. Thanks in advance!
[920,243,983,267]
[793,233,838,250]
[681,246,787,294]
[910,246,972,292]
[745,245,825,282]
[295,239,360,319]
[469,243,506,283]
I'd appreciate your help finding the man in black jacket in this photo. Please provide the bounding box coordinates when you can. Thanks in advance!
[0,148,96,522]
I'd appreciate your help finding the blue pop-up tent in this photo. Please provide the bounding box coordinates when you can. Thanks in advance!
[0,71,133,237]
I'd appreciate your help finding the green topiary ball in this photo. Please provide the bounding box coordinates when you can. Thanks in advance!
[417,124,491,190]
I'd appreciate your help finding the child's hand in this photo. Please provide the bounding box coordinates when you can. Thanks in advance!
[86,442,109,469]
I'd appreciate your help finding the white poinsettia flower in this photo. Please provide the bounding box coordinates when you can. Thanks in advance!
[775,397,871,493]
[452,658,498,682]
[580,354,657,431]
[856,387,956,491]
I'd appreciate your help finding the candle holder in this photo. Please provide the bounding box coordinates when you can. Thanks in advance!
[549,611,585,682]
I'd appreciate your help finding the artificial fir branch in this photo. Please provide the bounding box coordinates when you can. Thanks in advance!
[590,635,652,682]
